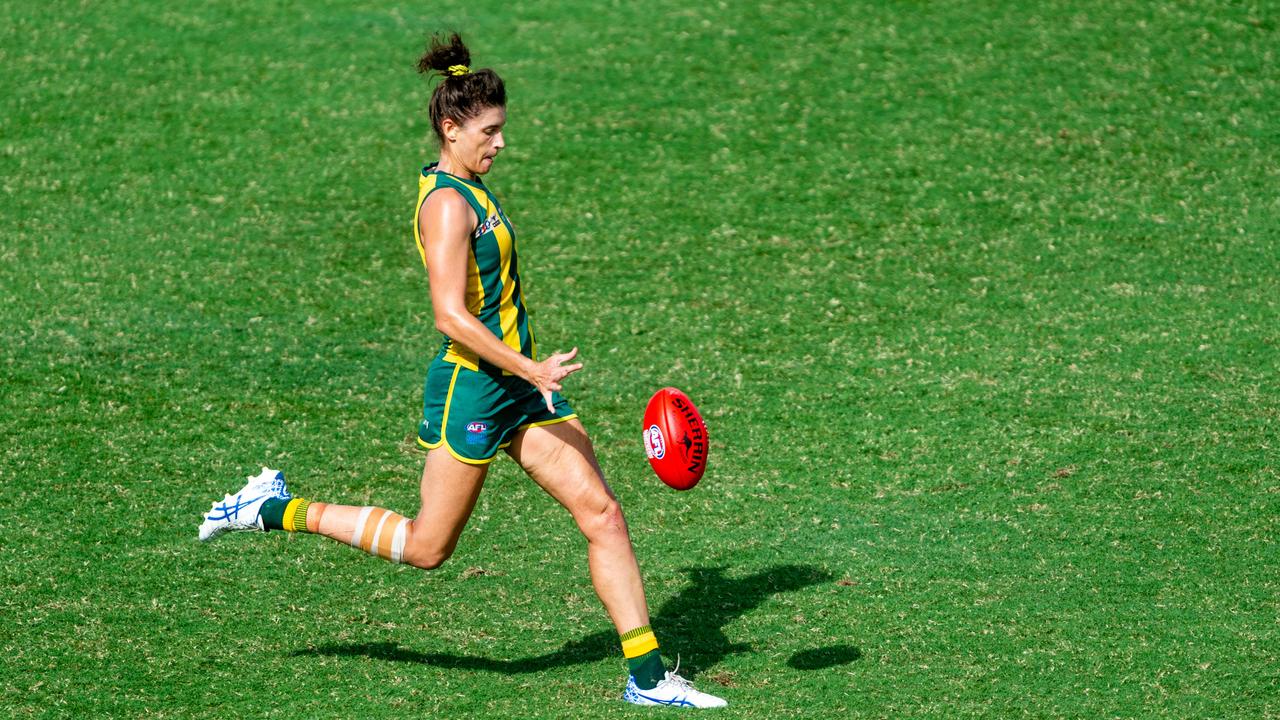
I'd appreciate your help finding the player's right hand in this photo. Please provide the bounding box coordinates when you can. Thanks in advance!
[528,347,583,412]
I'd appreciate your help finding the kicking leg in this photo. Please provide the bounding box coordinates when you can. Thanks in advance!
[199,450,488,571]
[300,449,488,569]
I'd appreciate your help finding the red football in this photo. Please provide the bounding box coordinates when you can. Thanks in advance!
[642,387,709,490]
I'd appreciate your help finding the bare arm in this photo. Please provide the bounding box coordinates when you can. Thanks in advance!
[420,190,581,411]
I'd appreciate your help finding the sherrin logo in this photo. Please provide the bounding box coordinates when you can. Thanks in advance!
[644,424,665,460]
[670,397,706,472]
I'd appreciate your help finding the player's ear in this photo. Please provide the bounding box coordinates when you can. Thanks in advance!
[441,117,460,143]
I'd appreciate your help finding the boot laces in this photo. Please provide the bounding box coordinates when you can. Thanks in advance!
[663,654,695,691]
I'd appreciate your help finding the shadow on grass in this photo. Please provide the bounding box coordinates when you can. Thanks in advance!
[294,564,839,678]
[787,644,862,670]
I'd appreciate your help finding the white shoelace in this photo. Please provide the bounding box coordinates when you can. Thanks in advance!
[663,655,695,691]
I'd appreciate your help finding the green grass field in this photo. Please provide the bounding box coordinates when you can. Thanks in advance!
[3,0,1277,717]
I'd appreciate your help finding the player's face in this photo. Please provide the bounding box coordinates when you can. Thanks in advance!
[449,105,506,176]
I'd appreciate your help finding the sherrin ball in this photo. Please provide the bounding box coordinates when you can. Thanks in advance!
[641,387,708,490]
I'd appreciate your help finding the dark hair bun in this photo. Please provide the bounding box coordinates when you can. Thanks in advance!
[416,32,507,144]
[417,32,471,77]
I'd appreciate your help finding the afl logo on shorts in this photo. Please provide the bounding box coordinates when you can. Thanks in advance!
[643,424,666,460]
[465,421,489,445]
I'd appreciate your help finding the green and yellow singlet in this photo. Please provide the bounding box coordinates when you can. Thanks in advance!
[414,163,537,372]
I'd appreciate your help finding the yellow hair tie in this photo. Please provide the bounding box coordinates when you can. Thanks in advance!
[447,64,470,77]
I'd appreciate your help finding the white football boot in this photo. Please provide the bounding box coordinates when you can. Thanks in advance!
[198,467,291,541]
[622,661,728,708]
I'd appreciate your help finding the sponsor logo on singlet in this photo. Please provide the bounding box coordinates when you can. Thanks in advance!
[473,214,502,238]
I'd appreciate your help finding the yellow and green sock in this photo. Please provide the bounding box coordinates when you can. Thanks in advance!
[259,497,312,533]
[621,625,665,690]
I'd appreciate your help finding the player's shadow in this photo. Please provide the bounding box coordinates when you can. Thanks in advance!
[787,644,862,670]
[295,564,836,678]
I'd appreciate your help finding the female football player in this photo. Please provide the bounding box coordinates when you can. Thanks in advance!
[198,33,725,709]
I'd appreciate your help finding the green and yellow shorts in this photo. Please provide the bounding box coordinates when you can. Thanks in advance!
[417,355,577,464]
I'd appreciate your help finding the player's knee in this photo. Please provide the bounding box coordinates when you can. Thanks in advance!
[402,543,454,570]
[579,497,627,541]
